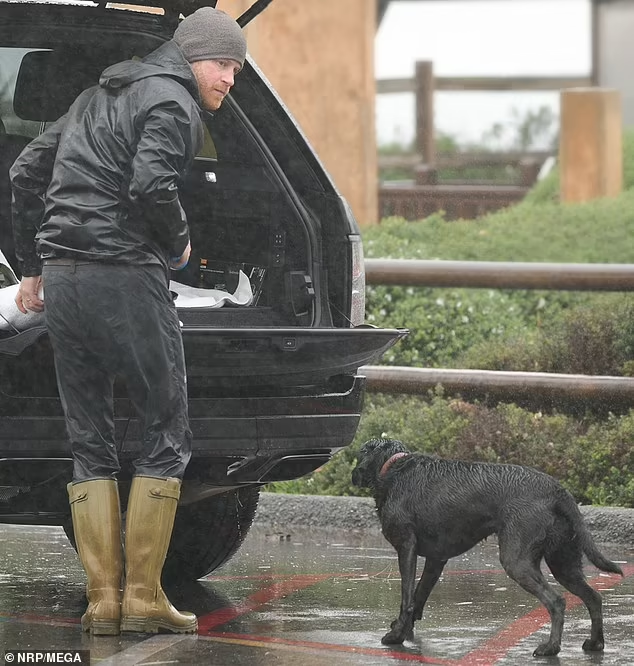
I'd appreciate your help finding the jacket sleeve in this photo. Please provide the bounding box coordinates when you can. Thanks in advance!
[128,97,203,259]
[9,118,65,277]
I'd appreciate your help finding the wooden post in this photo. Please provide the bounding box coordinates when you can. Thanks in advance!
[218,0,378,226]
[559,88,622,203]
[415,61,436,167]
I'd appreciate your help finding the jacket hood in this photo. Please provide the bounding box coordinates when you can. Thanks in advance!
[99,40,201,105]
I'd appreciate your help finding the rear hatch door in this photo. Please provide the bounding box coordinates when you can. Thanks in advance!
[181,326,408,387]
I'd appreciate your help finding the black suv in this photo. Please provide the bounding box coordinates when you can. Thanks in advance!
[0,0,406,582]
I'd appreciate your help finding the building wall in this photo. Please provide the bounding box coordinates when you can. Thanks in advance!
[596,0,634,127]
[218,0,378,226]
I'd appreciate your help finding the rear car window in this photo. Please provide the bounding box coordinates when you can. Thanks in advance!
[0,47,43,138]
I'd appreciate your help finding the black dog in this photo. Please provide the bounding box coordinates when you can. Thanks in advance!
[351,438,623,657]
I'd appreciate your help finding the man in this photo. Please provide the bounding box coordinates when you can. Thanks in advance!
[10,7,246,636]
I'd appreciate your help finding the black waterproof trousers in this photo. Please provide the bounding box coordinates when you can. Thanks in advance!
[42,260,192,482]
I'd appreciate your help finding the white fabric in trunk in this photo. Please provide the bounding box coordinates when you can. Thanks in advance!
[170,270,253,309]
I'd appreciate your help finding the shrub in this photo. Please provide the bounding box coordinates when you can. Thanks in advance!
[268,394,634,507]
[566,412,634,506]
[456,294,634,376]
[365,283,592,369]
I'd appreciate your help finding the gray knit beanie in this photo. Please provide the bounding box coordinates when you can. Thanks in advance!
[173,8,247,67]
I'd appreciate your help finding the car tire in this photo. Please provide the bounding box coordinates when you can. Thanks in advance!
[163,485,261,584]
[62,485,260,584]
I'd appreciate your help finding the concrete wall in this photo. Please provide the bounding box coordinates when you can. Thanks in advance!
[218,0,378,226]
[596,0,634,127]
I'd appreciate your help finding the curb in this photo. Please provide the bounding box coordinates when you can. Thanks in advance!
[254,492,634,546]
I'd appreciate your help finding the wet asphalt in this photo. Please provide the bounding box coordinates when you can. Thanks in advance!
[0,509,633,666]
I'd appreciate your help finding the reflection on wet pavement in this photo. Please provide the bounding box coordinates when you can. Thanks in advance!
[0,524,632,665]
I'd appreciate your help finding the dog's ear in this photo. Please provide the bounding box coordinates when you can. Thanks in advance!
[386,438,408,455]
[359,438,408,458]
[363,438,408,457]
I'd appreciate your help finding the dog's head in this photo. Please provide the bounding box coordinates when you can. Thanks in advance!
[351,438,409,489]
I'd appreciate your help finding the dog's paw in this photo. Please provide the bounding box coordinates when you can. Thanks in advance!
[532,641,561,657]
[381,630,406,645]
[382,618,413,645]
[582,638,604,652]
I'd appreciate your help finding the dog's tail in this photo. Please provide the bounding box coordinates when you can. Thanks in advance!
[582,535,623,576]
[561,494,623,576]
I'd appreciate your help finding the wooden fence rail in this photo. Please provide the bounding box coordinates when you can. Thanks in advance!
[379,150,552,170]
[376,61,593,165]
[376,75,593,95]
[365,259,634,291]
[361,259,634,409]
[375,61,576,219]
[359,366,634,412]
[377,62,581,169]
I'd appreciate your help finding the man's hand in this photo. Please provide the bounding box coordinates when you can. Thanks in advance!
[170,241,191,271]
[16,275,44,314]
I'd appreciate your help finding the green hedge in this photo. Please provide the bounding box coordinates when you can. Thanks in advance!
[269,393,634,507]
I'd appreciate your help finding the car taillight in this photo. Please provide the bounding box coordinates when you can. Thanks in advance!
[350,235,366,327]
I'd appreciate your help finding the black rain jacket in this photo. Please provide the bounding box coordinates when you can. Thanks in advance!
[10,40,204,277]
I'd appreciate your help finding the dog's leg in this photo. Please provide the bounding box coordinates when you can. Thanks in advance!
[413,558,447,622]
[546,552,605,652]
[382,537,417,645]
[499,538,565,657]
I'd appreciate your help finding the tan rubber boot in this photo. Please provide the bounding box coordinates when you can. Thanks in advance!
[68,479,123,636]
[120,476,197,634]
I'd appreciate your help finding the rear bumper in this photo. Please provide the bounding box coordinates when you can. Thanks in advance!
[0,375,365,523]
[0,374,366,482]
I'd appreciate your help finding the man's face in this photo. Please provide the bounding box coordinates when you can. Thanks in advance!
[190,59,241,111]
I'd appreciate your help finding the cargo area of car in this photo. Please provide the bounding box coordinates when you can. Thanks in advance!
[173,127,318,329]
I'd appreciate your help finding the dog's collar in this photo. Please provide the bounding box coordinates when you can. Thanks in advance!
[379,452,409,478]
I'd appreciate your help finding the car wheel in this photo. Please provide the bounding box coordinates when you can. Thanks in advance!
[62,485,260,584]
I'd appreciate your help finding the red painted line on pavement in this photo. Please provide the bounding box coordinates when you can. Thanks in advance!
[204,569,508,582]
[198,568,503,634]
[204,571,386,582]
[199,569,412,631]
[204,631,458,664]
[199,562,633,664]
[455,564,634,666]
[197,574,335,632]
